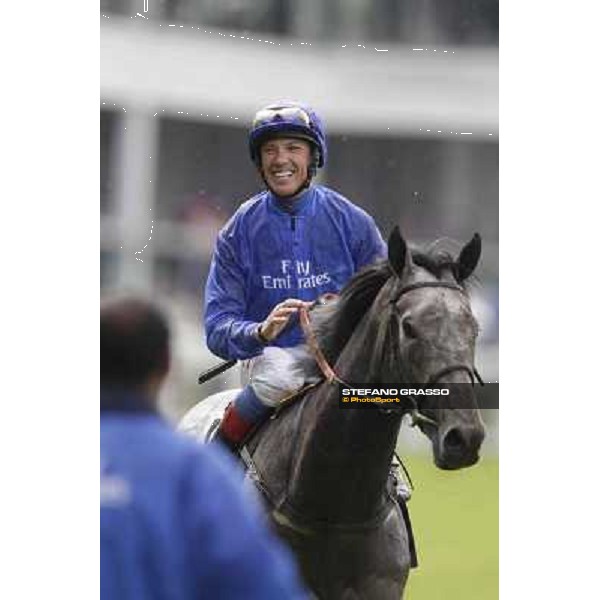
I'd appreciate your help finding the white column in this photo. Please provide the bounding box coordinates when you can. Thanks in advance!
[113,108,158,293]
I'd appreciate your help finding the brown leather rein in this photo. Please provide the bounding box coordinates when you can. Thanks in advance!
[299,303,345,385]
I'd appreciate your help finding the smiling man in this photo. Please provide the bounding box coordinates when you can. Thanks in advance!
[261,137,311,197]
[204,101,388,456]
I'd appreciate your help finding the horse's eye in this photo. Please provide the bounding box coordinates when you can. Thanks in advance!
[402,318,418,339]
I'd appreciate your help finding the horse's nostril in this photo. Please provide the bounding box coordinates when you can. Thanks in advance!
[443,428,466,452]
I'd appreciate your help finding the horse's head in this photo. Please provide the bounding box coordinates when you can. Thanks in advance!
[383,227,485,470]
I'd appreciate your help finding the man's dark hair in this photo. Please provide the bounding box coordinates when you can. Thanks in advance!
[101,298,170,387]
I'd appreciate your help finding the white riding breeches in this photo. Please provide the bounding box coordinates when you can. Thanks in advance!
[240,345,321,407]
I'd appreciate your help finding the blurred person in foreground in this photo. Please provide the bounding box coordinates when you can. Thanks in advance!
[100,297,308,600]
[205,101,387,453]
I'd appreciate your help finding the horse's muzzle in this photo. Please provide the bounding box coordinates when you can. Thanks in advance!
[435,422,485,470]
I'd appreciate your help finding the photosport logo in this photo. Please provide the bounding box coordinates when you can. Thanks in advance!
[339,384,499,409]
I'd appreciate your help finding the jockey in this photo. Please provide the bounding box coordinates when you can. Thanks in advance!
[204,101,386,454]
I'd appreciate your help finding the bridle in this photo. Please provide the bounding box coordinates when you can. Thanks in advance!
[389,280,484,384]
[300,278,484,429]
[386,279,484,426]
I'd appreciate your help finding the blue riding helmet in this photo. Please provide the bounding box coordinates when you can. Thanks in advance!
[249,101,327,171]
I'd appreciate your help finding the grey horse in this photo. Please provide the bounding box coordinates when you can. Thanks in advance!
[181,227,486,599]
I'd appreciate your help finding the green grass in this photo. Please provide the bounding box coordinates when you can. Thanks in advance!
[402,454,498,600]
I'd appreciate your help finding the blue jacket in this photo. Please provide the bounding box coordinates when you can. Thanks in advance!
[101,389,307,600]
[204,185,386,360]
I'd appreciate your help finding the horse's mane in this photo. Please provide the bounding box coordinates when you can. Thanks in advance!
[311,246,461,363]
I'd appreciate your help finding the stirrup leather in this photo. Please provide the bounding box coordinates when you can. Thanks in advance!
[391,453,414,503]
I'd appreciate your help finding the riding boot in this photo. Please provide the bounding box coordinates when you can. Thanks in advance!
[211,404,254,459]
[211,386,271,459]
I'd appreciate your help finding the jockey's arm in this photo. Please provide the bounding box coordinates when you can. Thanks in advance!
[204,233,265,361]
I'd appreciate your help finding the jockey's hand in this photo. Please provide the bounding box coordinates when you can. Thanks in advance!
[258,298,312,342]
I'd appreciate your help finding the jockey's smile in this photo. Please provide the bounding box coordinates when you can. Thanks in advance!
[260,137,312,198]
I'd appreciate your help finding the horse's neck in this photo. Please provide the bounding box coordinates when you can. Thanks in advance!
[286,311,403,525]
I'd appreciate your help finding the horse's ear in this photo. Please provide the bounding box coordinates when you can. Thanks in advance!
[456,233,481,281]
[388,226,412,279]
